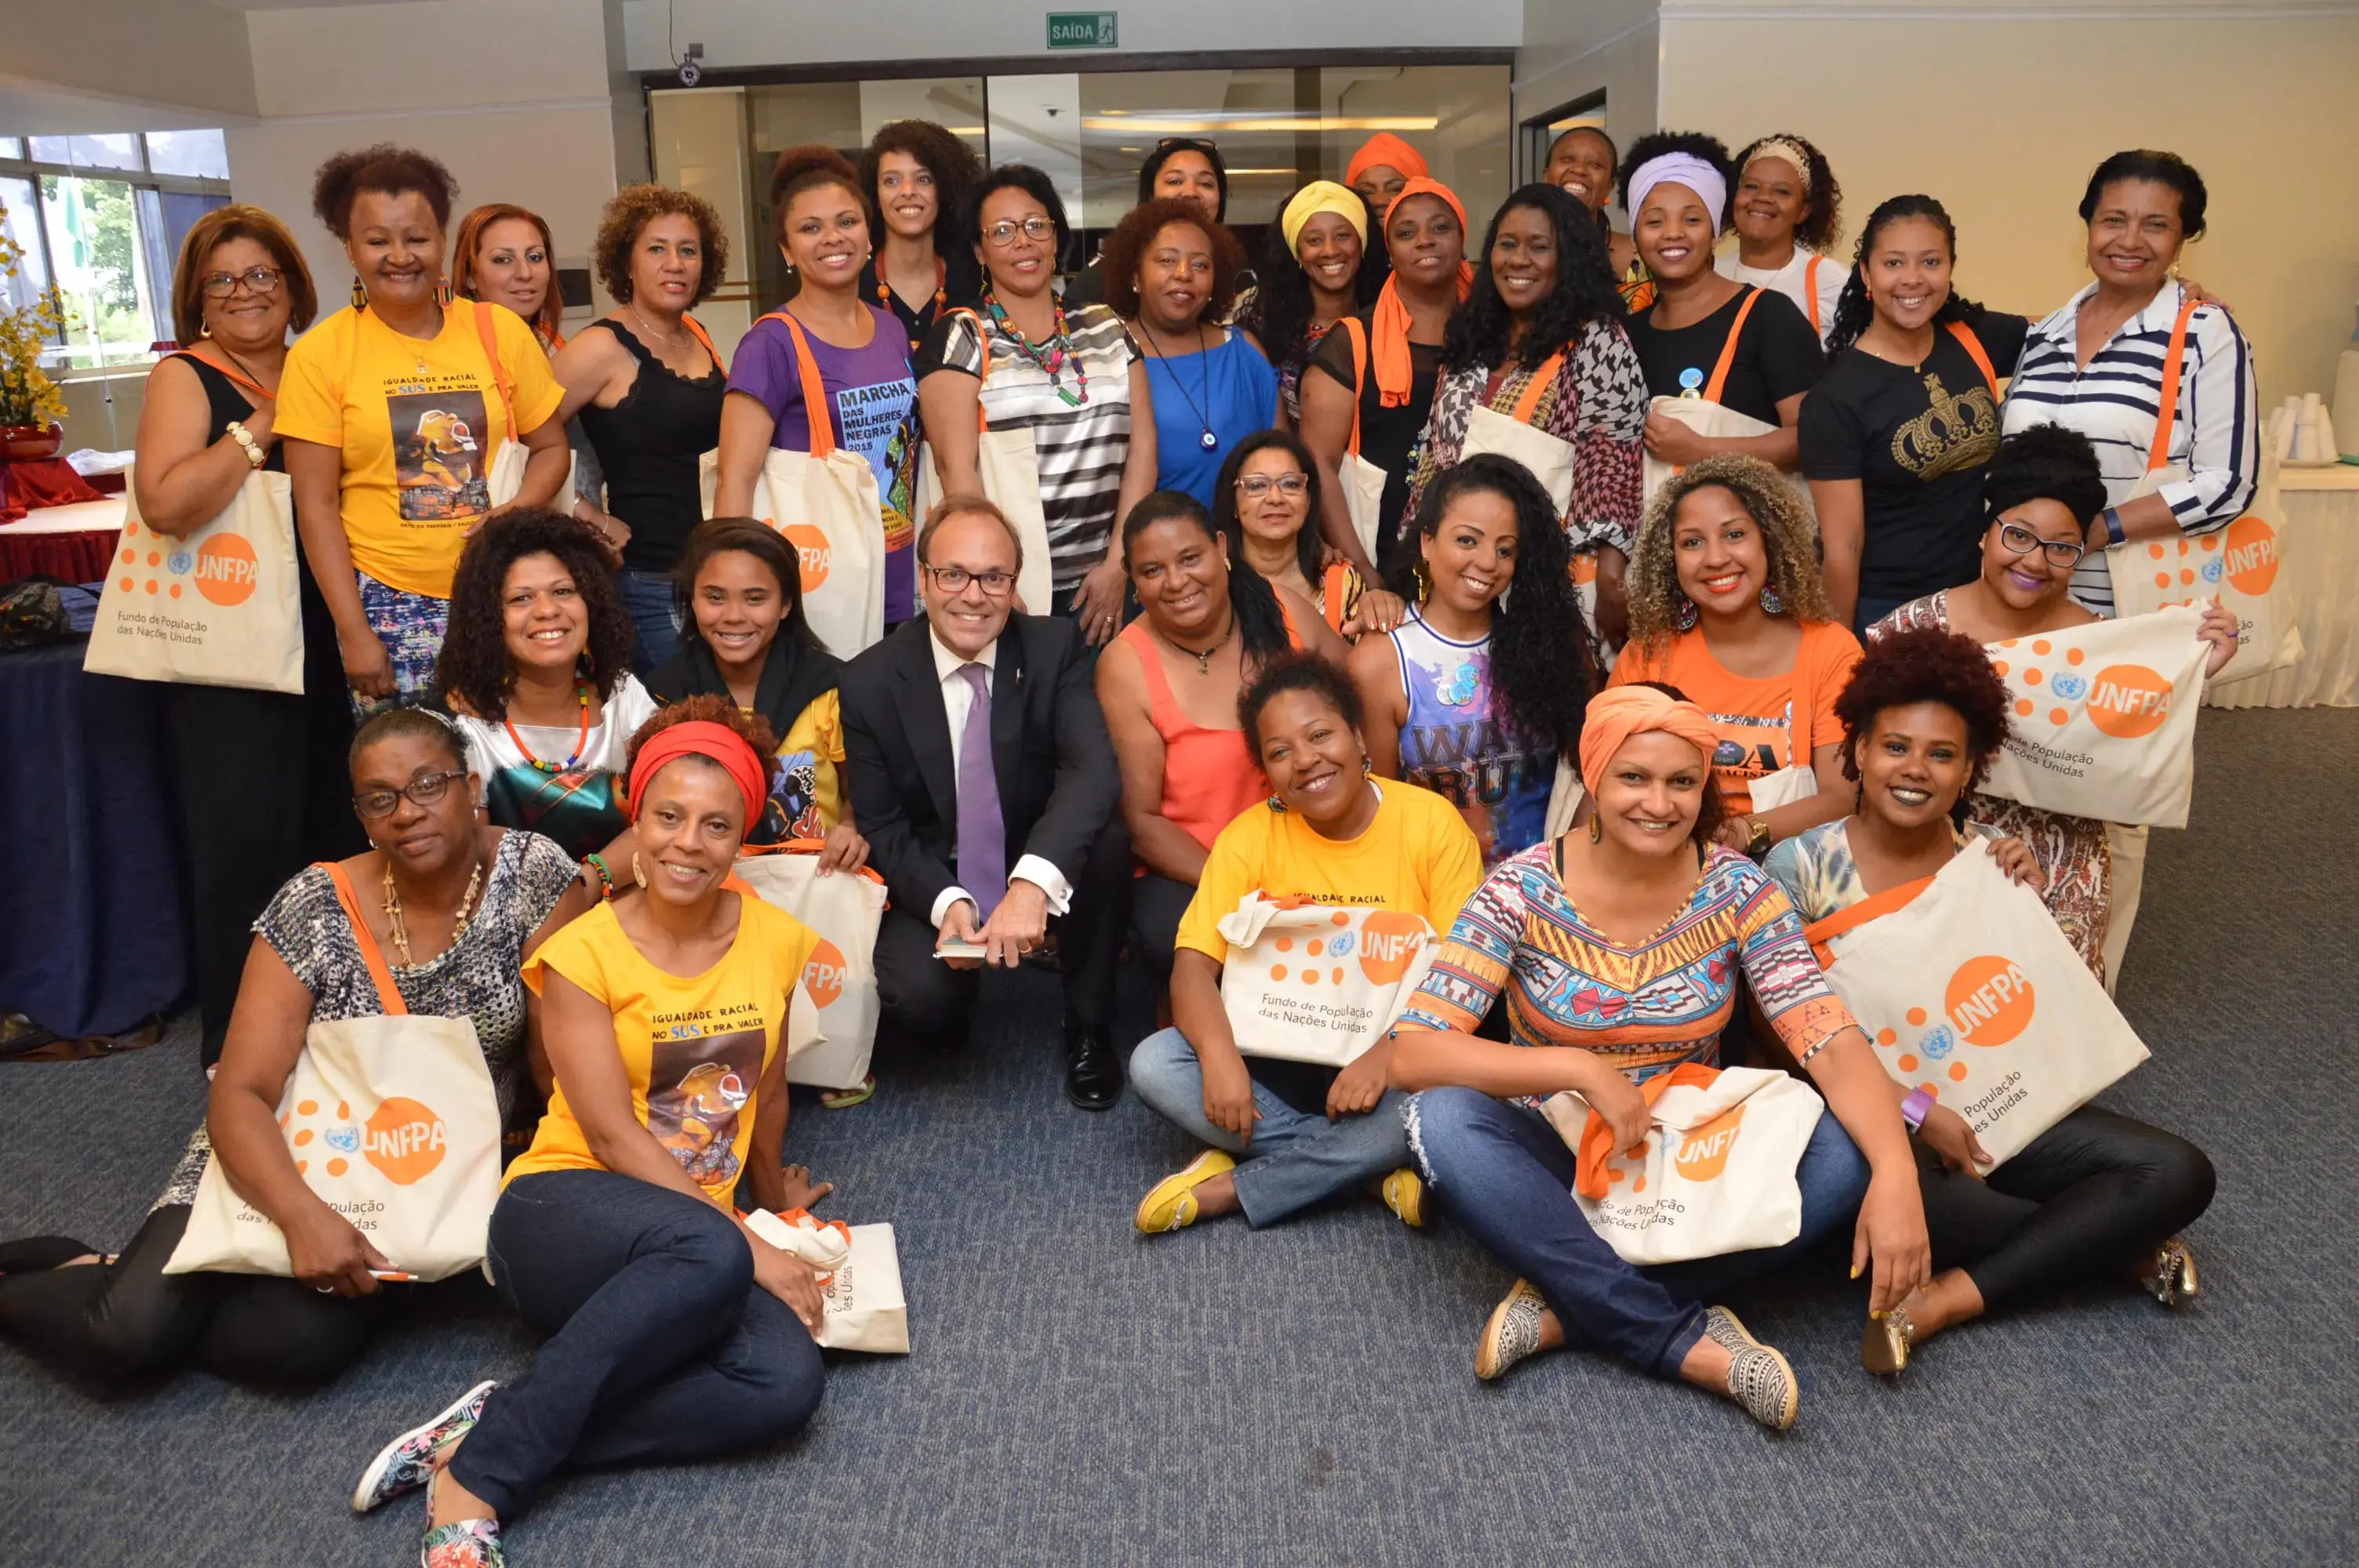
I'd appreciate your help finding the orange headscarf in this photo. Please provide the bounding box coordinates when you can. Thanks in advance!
[1345,133,1429,193]
[626,720,769,832]
[1578,686,1721,797]
[1369,176,1474,408]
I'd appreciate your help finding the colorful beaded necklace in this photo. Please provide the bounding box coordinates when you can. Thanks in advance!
[983,290,1089,407]
[503,683,592,774]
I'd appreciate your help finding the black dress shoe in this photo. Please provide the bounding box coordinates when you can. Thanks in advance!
[1063,1020,1123,1111]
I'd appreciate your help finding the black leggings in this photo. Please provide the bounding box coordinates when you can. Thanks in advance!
[1917,1105,2215,1313]
[0,1205,387,1385]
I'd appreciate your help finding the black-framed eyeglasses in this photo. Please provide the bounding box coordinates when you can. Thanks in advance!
[353,769,468,820]
[199,266,283,298]
[923,564,1016,596]
[1996,521,2086,568]
[983,216,1056,249]
[1235,473,1309,499]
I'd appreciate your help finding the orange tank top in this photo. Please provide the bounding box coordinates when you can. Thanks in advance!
[1119,600,1302,851]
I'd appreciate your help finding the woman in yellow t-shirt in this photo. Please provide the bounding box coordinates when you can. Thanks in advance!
[277,146,570,714]
[350,704,832,1565]
[1129,652,1481,1236]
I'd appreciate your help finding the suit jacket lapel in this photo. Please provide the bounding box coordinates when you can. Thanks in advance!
[896,624,958,830]
[989,622,1025,806]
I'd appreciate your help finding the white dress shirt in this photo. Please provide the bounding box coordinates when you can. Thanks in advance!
[928,626,1074,929]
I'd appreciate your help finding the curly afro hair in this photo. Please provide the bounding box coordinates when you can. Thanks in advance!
[1627,456,1830,654]
[1731,132,1842,254]
[1099,198,1248,324]
[1239,650,1364,749]
[1835,626,2014,797]
[769,145,864,244]
[1616,130,1735,223]
[593,184,729,307]
[312,143,459,240]
[861,121,983,263]
[431,509,635,722]
[623,694,781,811]
[1983,423,2108,532]
[1440,183,1621,375]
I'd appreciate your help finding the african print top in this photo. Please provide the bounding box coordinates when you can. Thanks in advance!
[449,674,660,863]
[1398,840,1855,1097]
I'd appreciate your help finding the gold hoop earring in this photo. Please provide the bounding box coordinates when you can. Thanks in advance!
[1587,812,1603,844]
[1413,559,1432,601]
[198,318,213,339]
[631,852,648,888]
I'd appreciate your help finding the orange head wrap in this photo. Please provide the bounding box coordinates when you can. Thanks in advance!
[1369,176,1474,408]
[1577,685,1722,798]
[625,720,769,833]
[1345,132,1430,194]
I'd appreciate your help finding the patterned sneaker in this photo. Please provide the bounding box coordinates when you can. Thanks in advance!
[354,1380,496,1513]
[1703,1306,1799,1431]
[1379,1167,1425,1228]
[1475,1279,1550,1381]
[1134,1149,1237,1233]
[420,1514,503,1568]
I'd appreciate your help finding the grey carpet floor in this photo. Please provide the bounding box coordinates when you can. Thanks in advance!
[2,706,2354,1565]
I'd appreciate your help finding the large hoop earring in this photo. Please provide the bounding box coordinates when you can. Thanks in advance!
[351,276,367,311]
[631,852,648,888]
[1588,811,1603,844]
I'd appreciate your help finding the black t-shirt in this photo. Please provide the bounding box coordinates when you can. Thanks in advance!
[1624,284,1823,423]
[1305,310,1441,570]
[860,259,978,355]
[1797,306,2032,602]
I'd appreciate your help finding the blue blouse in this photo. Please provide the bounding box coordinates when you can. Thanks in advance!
[1140,330,1279,505]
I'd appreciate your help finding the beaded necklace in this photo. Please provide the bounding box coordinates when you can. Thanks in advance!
[983,290,1089,407]
[503,682,592,774]
[879,256,947,349]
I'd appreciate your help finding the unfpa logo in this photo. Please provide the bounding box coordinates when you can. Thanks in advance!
[1946,954,2035,1047]
[282,1094,448,1185]
[118,531,259,607]
[803,938,849,1011]
[1674,1103,1746,1181]
[2085,664,2172,739]
[766,521,832,591]
[2137,515,2279,604]
[1357,911,1426,984]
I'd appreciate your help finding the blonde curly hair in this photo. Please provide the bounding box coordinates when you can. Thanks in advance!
[1625,456,1830,655]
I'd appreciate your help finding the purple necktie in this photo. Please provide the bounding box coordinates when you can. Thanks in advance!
[954,662,1007,918]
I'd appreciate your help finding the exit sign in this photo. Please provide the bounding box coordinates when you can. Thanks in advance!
[1047,11,1118,49]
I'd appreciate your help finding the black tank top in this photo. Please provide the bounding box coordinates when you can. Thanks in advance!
[573,320,726,575]
[179,353,284,473]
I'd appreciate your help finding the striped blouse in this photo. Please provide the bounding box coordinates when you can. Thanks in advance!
[917,303,1141,594]
[1398,840,1856,1094]
[2001,281,2259,616]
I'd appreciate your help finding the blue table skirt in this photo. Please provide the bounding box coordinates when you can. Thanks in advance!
[0,641,189,1037]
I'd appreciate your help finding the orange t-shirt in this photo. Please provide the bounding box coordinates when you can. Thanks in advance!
[1610,619,1862,814]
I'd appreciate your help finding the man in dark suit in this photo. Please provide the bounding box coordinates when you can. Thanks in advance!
[839,495,1129,1108]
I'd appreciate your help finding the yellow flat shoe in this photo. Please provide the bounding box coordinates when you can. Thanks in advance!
[1381,1167,1424,1228]
[1134,1149,1237,1234]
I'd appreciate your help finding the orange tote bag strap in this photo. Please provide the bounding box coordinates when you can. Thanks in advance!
[1340,316,1369,455]
[175,349,275,404]
[322,861,410,1018]
[1801,873,1936,970]
[470,301,517,438]
[1701,288,1763,405]
[1943,321,2001,399]
[1803,255,1823,336]
[1572,1062,1719,1199]
[758,310,839,458]
[2143,292,2203,474]
[681,314,727,377]
[1509,351,1567,425]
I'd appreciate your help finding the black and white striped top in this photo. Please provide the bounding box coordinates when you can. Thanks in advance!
[916,304,1141,594]
[2001,281,2259,615]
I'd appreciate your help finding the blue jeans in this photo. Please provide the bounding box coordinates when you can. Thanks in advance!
[1129,1027,1412,1227]
[619,568,682,673]
[1404,1087,1868,1378]
[449,1170,824,1519]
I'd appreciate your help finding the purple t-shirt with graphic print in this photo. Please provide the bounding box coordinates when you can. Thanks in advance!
[727,303,920,622]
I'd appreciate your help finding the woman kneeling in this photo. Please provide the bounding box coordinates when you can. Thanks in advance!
[1389,684,1930,1429]
[1765,627,2213,1374]
[1130,653,1481,1233]
[354,699,834,1566]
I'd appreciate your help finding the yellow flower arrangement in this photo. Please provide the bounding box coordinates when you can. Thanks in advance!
[0,200,72,430]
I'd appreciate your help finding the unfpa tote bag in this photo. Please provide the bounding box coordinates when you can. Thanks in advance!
[1213,895,1438,1068]
[1538,1063,1825,1265]
[731,842,886,1091]
[1808,846,2149,1168]
[85,467,304,694]
[1459,353,1616,648]
[1975,604,2208,828]
[698,311,886,659]
[1331,318,1390,565]
[745,1208,908,1352]
[913,310,1054,615]
[1637,289,1812,525]
[165,863,502,1281]
[474,301,578,515]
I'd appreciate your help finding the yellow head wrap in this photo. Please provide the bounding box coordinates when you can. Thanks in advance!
[1280,180,1369,253]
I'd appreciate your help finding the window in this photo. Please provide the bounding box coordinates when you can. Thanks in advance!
[0,131,232,369]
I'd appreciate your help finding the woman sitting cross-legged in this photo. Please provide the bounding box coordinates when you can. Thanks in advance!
[1129,653,1481,1234]
[1765,626,2214,1374]
[434,509,659,867]
[353,699,834,1567]
[1098,491,1343,993]
[0,710,585,1387]
[1389,684,1932,1429]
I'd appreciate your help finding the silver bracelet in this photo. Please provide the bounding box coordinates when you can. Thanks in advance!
[224,419,265,469]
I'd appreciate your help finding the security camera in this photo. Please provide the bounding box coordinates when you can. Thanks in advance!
[680,42,704,87]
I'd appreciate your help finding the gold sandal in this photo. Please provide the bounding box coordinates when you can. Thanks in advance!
[1860,1304,1916,1377]
[2135,1237,2200,1307]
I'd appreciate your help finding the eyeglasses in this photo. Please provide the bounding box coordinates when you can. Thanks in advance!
[983,216,1056,249]
[924,564,1016,596]
[353,769,468,820]
[1235,473,1309,499]
[1995,521,2086,568]
[199,266,284,299]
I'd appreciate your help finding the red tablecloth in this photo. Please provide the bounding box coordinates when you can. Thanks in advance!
[0,498,127,583]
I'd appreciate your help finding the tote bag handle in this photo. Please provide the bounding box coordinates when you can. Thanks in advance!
[322,861,411,1018]
[470,300,518,441]
[1801,873,1936,969]
[2142,291,2204,474]
[754,310,841,458]
[1699,288,1763,406]
[1944,321,2001,398]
